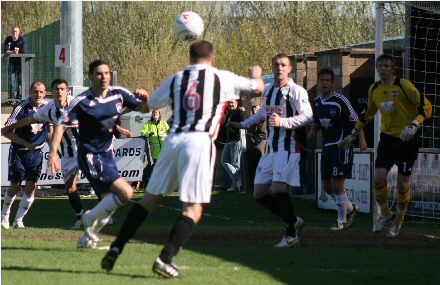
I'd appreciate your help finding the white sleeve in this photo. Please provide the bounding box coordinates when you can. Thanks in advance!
[219,70,257,102]
[148,76,174,109]
[33,102,54,124]
[279,87,313,129]
[240,106,266,129]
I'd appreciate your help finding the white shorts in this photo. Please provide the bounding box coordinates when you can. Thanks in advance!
[61,154,79,183]
[146,132,215,203]
[254,150,300,187]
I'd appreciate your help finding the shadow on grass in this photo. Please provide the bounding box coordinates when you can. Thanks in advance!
[2,265,148,279]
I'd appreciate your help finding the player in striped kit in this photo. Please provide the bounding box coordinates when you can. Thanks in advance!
[308,68,364,231]
[101,40,264,278]
[229,53,313,248]
[2,78,86,229]
[47,60,150,248]
[1,82,49,229]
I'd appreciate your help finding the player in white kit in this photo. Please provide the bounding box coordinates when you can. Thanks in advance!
[101,40,265,278]
[229,54,313,248]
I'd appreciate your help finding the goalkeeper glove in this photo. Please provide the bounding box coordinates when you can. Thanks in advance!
[338,128,360,149]
[400,119,419,142]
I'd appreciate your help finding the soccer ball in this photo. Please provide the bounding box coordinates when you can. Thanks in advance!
[174,11,204,41]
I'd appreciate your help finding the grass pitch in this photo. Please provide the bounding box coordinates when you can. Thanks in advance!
[2,191,439,285]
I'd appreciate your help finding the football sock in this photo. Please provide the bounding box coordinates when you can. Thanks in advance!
[14,194,35,222]
[68,192,83,218]
[87,193,123,221]
[373,185,391,216]
[111,203,148,253]
[272,192,297,237]
[159,215,195,264]
[396,187,410,223]
[256,193,282,218]
[1,191,16,217]
[94,211,115,233]
[335,193,348,223]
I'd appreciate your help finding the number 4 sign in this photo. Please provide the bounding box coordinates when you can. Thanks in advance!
[55,44,71,67]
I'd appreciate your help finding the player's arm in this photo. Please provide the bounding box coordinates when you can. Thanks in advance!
[272,88,313,129]
[355,85,378,131]
[400,79,433,141]
[47,125,65,175]
[1,116,36,136]
[115,124,132,138]
[2,129,36,152]
[133,88,150,113]
[232,107,265,129]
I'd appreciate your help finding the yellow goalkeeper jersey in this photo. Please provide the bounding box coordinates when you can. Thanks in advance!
[356,76,432,138]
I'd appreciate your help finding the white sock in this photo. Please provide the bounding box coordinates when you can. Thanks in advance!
[94,211,115,233]
[335,194,347,223]
[1,191,16,217]
[342,192,354,213]
[87,193,123,222]
[14,194,35,222]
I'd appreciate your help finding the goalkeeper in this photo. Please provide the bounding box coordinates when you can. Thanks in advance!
[339,54,432,238]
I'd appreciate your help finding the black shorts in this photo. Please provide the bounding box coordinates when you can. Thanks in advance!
[376,132,420,176]
[8,147,43,183]
[321,145,353,180]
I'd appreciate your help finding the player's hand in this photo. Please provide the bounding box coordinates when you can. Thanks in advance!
[338,128,360,149]
[134,88,149,101]
[269,113,281,127]
[249,66,262,78]
[47,154,61,176]
[27,144,36,152]
[400,120,419,142]
[1,126,12,136]
[227,122,242,129]
[307,126,317,140]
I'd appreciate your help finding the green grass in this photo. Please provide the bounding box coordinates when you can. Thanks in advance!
[2,191,440,285]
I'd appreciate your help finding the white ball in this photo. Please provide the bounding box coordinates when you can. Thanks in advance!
[174,11,204,41]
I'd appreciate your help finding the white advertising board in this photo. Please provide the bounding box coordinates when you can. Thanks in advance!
[315,150,373,213]
[1,138,146,186]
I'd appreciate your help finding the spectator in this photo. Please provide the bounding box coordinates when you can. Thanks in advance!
[221,99,245,192]
[4,26,26,102]
[139,108,169,189]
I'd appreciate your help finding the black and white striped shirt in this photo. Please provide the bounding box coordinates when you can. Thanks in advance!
[148,64,257,140]
[34,96,78,157]
[241,78,313,153]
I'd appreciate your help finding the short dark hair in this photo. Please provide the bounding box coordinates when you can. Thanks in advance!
[376,54,395,67]
[271,53,291,66]
[51,78,69,89]
[318,67,335,81]
[88,59,110,74]
[189,40,214,60]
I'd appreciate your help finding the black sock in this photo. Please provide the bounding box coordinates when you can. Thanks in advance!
[111,203,148,253]
[273,192,297,236]
[256,193,282,218]
[67,192,83,218]
[159,215,195,264]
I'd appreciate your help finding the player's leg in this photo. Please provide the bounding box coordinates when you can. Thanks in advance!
[153,202,202,278]
[2,148,25,228]
[253,153,283,217]
[102,136,179,271]
[65,173,83,229]
[387,141,418,238]
[13,150,43,228]
[13,180,37,228]
[1,183,21,229]
[372,168,393,232]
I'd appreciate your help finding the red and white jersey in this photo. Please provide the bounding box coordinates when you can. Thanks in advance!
[148,64,258,140]
[241,78,313,153]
